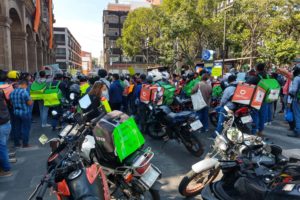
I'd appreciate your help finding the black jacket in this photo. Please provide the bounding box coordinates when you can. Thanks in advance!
[0,90,10,125]
[246,71,268,85]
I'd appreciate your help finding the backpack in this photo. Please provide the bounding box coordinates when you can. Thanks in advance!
[183,79,200,97]
[43,81,62,107]
[158,82,176,105]
[212,85,223,98]
[0,84,14,100]
[30,81,48,100]
[257,75,280,103]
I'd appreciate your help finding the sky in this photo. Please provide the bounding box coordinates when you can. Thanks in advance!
[53,0,146,58]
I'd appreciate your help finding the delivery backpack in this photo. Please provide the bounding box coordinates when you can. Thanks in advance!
[257,75,280,103]
[30,81,48,100]
[0,84,14,100]
[158,82,176,105]
[43,81,62,107]
[183,79,200,97]
[93,111,145,163]
[212,85,223,98]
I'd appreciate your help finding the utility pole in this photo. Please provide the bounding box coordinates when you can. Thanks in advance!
[218,0,234,75]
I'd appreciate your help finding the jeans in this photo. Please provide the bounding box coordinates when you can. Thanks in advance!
[265,103,273,123]
[0,121,11,171]
[9,109,17,142]
[216,106,227,136]
[251,102,268,134]
[293,100,300,135]
[38,100,48,126]
[197,106,209,131]
[50,106,62,129]
[14,114,31,146]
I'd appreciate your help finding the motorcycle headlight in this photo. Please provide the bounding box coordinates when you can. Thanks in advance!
[70,93,75,100]
[215,135,228,151]
[226,128,243,144]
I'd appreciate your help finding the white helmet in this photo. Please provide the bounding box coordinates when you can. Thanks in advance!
[161,71,170,80]
[149,71,162,82]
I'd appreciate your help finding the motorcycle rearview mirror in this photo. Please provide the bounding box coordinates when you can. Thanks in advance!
[79,94,92,109]
[51,110,58,116]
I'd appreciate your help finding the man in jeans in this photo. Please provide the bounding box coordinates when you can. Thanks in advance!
[10,80,33,148]
[36,71,50,127]
[0,89,12,177]
[192,73,212,132]
[288,66,300,138]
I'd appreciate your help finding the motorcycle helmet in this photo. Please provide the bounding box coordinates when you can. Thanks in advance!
[7,70,20,80]
[69,83,81,100]
[187,72,195,80]
[149,71,162,82]
[77,75,87,82]
[161,71,170,81]
[146,75,153,84]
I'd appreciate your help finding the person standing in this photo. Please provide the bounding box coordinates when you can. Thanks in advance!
[109,74,123,111]
[0,88,12,177]
[35,71,50,127]
[9,80,33,148]
[98,69,110,101]
[192,73,212,133]
[287,66,300,138]
[246,63,269,137]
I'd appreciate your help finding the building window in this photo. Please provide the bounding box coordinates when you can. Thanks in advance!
[54,34,66,45]
[108,28,119,36]
[110,55,120,63]
[120,16,127,24]
[105,15,119,24]
[56,48,66,59]
[135,56,144,63]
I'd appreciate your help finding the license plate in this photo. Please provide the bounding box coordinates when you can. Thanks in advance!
[190,120,203,131]
[140,165,160,188]
[241,115,252,124]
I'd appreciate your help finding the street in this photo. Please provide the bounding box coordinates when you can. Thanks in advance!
[0,112,299,200]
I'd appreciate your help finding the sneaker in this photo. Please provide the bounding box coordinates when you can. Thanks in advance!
[0,171,13,177]
[9,158,17,163]
[42,124,51,128]
[9,152,16,157]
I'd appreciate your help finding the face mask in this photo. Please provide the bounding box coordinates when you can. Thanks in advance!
[102,90,109,100]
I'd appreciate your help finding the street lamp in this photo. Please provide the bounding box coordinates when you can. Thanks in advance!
[218,0,234,75]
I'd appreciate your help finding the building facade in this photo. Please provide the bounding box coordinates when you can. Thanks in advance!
[0,0,55,73]
[54,27,82,70]
[81,51,92,75]
[103,3,158,72]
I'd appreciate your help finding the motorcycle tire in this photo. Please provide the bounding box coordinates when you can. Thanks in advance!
[182,134,204,157]
[147,188,160,200]
[146,121,167,140]
[209,112,218,127]
[178,167,220,197]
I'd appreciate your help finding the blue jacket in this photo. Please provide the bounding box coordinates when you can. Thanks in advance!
[109,80,123,104]
[289,76,300,99]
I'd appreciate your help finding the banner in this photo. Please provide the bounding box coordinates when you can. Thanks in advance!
[48,0,53,49]
[128,66,135,75]
[33,0,41,32]
[211,67,222,77]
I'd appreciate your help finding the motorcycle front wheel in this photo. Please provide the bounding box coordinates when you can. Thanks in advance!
[182,134,204,157]
[146,121,167,140]
[178,167,220,197]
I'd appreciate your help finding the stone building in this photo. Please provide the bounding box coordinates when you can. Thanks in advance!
[0,0,55,73]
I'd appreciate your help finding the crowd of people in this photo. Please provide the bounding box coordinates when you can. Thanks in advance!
[0,63,299,178]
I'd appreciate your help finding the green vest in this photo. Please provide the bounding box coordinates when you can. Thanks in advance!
[80,82,90,96]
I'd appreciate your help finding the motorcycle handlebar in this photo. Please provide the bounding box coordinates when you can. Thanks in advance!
[35,180,49,200]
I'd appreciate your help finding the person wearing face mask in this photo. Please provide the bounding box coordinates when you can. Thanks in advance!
[84,81,107,120]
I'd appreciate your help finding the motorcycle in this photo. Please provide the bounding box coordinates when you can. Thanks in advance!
[178,106,261,197]
[77,95,162,200]
[208,97,221,127]
[201,150,300,200]
[170,96,193,113]
[28,111,110,200]
[145,89,204,157]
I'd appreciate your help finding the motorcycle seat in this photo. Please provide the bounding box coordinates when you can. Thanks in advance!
[166,111,194,123]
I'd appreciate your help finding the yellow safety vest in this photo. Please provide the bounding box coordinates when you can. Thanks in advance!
[80,82,90,96]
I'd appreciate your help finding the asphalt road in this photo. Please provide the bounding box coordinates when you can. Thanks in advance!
[0,112,299,200]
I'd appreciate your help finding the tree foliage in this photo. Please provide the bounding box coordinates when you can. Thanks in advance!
[118,0,300,69]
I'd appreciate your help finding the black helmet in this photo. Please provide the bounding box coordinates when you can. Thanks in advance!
[187,72,195,80]
[77,75,87,82]
[69,83,80,94]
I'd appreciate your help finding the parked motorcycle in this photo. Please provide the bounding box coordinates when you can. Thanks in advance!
[178,106,261,196]
[201,151,300,200]
[145,97,204,157]
[76,95,162,200]
[28,113,110,200]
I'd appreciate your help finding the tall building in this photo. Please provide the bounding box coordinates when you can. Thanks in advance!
[103,2,157,72]
[81,51,92,75]
[54,27,82,70]
[0,0,56,73]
